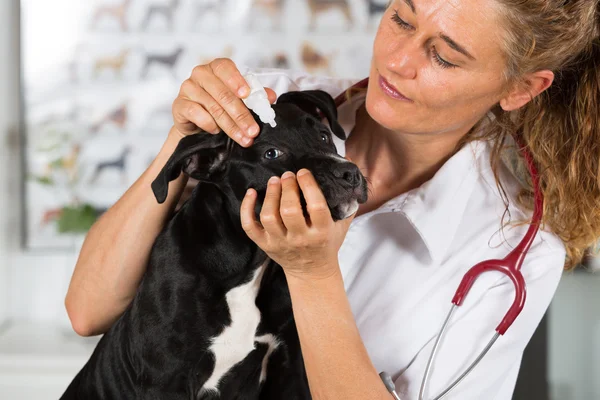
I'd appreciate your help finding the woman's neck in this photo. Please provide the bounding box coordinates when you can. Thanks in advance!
[345,103,464,203]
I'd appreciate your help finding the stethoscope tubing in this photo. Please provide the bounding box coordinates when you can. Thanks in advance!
[420,305,501,400]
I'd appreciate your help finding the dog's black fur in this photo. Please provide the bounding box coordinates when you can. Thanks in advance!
[60,90,368,400]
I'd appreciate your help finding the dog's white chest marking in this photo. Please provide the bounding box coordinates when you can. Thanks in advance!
[255,333,279,383]
[202,261,279,392]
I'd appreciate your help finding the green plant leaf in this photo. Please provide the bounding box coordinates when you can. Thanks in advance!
[56,204,98,233]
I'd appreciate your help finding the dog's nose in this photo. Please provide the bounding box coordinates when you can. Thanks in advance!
[333,163,362,188]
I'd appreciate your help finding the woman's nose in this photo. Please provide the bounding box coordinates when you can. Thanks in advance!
[385,38,420,80]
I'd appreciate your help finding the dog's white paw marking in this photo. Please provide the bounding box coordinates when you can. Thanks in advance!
[202,261,268,392]
[255,334,280,384]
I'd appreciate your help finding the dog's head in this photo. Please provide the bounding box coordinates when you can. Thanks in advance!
[152,89,368,221]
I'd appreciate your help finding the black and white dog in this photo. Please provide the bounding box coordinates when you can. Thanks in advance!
[60,90,368,399]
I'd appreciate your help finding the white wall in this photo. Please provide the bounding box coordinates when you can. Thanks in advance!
[548,272,600,400]
[0,0,77,327]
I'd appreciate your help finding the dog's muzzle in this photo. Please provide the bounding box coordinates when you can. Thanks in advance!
[306,155,368,220]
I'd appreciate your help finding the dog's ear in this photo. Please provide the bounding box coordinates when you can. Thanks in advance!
[276,89,346,140]
[151,132,229,204]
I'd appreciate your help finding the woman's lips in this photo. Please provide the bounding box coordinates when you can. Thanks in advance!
[378,75,412,102]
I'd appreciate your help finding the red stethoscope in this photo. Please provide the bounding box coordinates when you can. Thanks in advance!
[333,78,544,400]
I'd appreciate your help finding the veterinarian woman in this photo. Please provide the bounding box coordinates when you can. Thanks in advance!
[65,0,600,398]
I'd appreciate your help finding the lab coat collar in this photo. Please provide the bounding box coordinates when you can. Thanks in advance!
[333,90,486,264]
[397,141,484,264]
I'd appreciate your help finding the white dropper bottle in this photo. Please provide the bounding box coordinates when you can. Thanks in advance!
[242,73,277,128]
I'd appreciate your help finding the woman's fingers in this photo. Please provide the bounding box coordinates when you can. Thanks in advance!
[208,58,252,100]
[180,76,247,143]
[206,59,260,140]
[241,169,348,279]
[197,74,258,145]
[172,58,273,148]
[264,87,277,104]
[296,169,332,230]
[240,189,265,244]
[279,172,306,234]
[259,177,287,237]
[172,96,219,135]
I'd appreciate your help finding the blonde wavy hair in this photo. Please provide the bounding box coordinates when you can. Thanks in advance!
[350,0,600,270]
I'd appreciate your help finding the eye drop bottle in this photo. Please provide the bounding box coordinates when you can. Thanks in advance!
[242,73,277,128]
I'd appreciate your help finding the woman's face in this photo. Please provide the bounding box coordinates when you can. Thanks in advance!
[367,0,509,136]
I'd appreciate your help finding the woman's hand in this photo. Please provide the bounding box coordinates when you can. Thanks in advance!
[240,169,356,281]
[172,58,277,147]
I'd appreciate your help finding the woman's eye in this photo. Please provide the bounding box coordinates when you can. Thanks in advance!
[431,46,457,69]
[320,133,330,144]
[264,149,283,160]
[391,9,414,31]
[391,10,458,69]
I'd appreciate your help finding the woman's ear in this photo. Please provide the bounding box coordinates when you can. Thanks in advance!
[499,70,554,111]
[151,132,229,204]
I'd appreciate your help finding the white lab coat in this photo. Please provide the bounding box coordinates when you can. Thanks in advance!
[247,67,565,399]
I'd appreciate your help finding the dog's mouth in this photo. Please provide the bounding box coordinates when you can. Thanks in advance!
[248,154,369,222]
[320,173,369,221]
[335,199,360,220]
[251,172,367,223]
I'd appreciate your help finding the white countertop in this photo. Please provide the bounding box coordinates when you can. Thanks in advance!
[0,321,100,399]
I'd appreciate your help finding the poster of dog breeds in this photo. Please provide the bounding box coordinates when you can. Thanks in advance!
[20,0,388,249]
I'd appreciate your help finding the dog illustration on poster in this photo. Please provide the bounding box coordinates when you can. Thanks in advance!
[140,46,186,79]
[90,0,133,31]
[140,0,182,31]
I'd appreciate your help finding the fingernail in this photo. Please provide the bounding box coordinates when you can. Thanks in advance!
[242,136,252,146]
[238,86,249,97]
[268,176,279,185]
[297,169,309,177]
[212,128,221,134]
[281,171,294,179]
[247,124,259,136]
[246,188,255,196]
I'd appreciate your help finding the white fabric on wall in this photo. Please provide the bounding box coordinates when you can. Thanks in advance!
[0,0,77,326]
[0,0,19,324]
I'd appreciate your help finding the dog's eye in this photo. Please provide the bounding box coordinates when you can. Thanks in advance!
[320,132,330,144]
[264,149,283,160]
